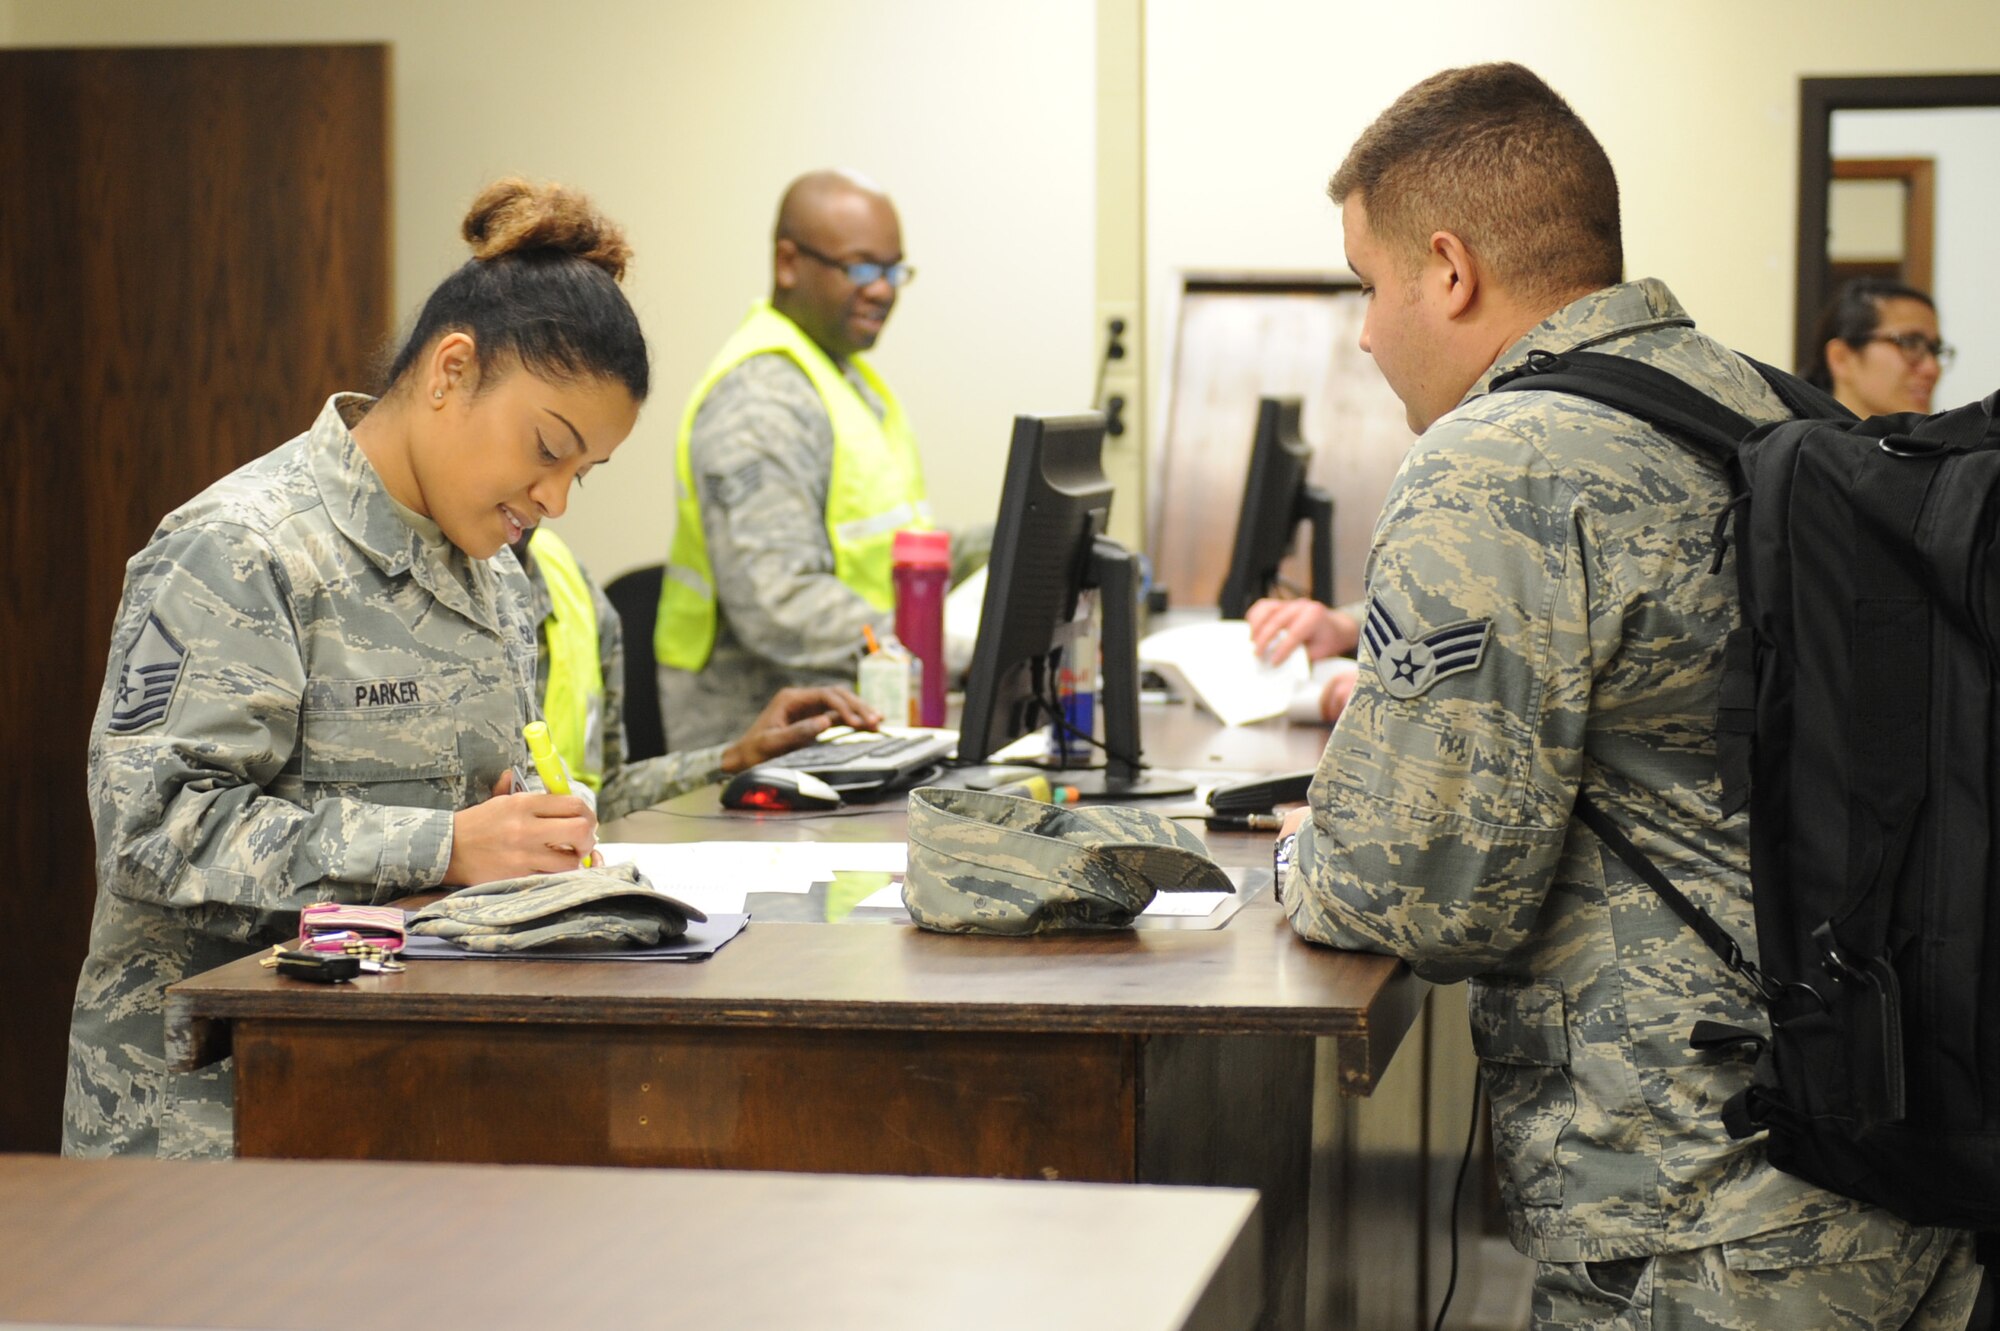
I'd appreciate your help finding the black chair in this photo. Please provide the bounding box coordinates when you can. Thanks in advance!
[603,563,668,762]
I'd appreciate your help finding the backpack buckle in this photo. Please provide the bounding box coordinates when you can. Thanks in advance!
[1812,920,1860,983]
[1491,349,1566,389]
[1878,434,1944,459]
[1707,495,1747,574]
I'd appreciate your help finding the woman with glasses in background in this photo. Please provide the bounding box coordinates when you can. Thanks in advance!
[1805,277,1954,418]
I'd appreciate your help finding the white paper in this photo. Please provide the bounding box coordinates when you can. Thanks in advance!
[1283,658,1347,725]
[1139,620,1309,727]
[597,841,909,916]
[599,843,1224,920]
[944,565,987,677]
[820,843,909,873]
[853,882,907,910]
[989,730,1058,763]
[1141,891,1231,918]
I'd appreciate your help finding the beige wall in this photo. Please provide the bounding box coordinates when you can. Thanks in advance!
[16,1,2000,579]
[1146,0,2000,438]
[10,0,1098,581]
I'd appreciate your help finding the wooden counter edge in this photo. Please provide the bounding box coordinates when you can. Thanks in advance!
[1335,960,1429,1096]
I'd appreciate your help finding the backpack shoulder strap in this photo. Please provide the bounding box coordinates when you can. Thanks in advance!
[1573,792,1772,1004]
[1490,350,1755,464]
[1740,356,1853,422]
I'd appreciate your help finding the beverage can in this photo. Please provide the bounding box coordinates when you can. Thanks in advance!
[1048,591,1098,765]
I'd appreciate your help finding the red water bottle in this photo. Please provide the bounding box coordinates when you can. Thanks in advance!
[892,529,951,727]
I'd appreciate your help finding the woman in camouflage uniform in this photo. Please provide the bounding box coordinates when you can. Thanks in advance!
[65,179,647,1157]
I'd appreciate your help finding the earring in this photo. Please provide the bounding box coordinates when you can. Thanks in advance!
[433,388,444,401]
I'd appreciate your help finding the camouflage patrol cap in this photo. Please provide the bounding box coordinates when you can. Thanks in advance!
[407,862,706,953]
[902,786,1232,935]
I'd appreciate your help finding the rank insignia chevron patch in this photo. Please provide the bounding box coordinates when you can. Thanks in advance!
[1361,595,1492,700]
[106,614,188,735]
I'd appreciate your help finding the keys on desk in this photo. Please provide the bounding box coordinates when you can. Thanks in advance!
[259,942,404,977]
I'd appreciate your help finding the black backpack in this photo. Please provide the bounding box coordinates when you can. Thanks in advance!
[1491,348,2000,1230]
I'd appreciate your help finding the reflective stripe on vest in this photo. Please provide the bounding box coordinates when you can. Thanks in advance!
[528,527,605,791]
[656,302,927,672]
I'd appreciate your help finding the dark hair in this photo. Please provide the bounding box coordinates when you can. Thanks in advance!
[1328,63,1622,305]
[382,178,649,401]
[1803,277,1937,389]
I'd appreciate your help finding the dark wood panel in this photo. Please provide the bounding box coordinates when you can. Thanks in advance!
[0,45,388,1151]
[0,1155,1263,1331]
[235,1020,1141,1180]
[1310,1001,1431,1330]
[1140,1034,1313,1331]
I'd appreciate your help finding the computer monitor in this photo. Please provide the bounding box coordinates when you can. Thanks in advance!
[958,413,1191,798]
[1216,396,1335,620]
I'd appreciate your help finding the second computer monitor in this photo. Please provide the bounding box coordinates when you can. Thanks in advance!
[958,412,1187,797]
[1216,396,1335,620]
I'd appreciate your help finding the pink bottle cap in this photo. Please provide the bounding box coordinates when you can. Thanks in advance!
[892,528,951,568]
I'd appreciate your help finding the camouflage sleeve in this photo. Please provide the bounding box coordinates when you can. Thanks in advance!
[596,748,728,824]
[1285,412,1603,983]
[688,354,888,672]
[589,571,725,821]
[90,523,455,911]
[950,522,994,586]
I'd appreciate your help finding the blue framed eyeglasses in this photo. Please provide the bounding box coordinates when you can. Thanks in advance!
[790,239,916,289]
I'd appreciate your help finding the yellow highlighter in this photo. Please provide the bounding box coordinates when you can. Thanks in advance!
[522,721,593,866]
[522,721,570,795]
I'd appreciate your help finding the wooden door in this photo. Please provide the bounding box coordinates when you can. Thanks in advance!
[0,44,389,1151]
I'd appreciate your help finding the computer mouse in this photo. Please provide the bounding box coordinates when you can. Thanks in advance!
[720,766,844,812]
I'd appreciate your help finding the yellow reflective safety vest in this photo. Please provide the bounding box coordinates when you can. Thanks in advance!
[657,302,927,672]
[527,527,605,791]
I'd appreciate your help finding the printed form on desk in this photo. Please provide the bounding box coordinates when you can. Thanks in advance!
[597,841,1236,920]
[596,841,908,916]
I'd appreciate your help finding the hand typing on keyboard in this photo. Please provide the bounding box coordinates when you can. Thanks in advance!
[719,686,884,773]
[762,731,937,770]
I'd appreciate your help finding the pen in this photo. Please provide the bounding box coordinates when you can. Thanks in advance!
[1204,812,1284,832]
[523,721,594,867]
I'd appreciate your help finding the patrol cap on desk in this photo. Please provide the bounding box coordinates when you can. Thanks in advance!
[408,863,706,953]
[902,786,1231,935]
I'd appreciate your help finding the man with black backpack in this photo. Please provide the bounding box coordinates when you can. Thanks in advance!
[1274,62,1981,1328]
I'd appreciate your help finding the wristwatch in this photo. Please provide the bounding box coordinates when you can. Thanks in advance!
[1273,831,1299,906]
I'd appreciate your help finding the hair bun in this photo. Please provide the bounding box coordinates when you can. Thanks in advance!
[462,177,631,281]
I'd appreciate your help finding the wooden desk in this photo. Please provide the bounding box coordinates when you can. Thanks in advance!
[167,704,1426,1331]
[0,1155,1262,1330]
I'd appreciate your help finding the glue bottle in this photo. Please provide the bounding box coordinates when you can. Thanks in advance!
[857,625,915,726]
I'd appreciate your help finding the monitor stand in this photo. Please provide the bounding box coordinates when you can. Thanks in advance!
[1301,483,1336,607]
[1063,537,1197,801]
[1051,765,1196,801]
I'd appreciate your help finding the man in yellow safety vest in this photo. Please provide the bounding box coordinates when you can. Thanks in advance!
[656,169,931,749]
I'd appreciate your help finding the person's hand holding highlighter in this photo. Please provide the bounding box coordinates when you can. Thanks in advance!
[442,721,599,884]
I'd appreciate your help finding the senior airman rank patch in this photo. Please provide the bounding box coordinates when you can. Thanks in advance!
[107,614,187,734]
[1362,594,1491,700]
